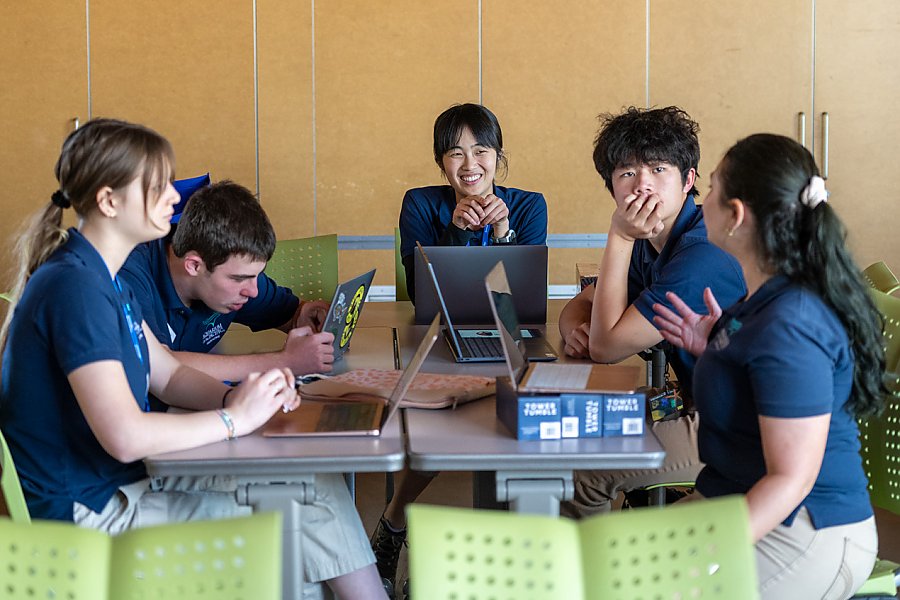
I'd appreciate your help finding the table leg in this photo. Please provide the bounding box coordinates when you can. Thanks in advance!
[236,477,314,600]
[493,470,574,516]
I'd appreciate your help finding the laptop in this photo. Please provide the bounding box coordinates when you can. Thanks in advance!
[263,314,441,437]
[320,269,376,360]
[418,244,557,363]
[485,261,641,394]
[413,245,548,325]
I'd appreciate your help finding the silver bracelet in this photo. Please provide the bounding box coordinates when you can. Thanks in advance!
[215,409,236,441]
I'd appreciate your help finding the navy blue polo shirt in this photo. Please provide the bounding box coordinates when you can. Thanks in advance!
[694,275,872,528]
[0,229,151,521]
[398,185,547,302]
[119,239,299,353]
[628,195,747,399]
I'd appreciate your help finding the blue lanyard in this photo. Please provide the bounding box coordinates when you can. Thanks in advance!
[466,224,492,247]
[113,277,150,412]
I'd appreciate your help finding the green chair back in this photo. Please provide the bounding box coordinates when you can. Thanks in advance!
[864,261,900,295]
[409,495,758,600]
[0,429,30,523]
[110,512,282,599]
[265,234,338,302]
[871,288,900,375]
[0,512,282,600]
[394,227,410,301]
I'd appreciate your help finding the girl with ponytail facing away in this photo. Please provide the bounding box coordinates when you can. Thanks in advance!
[653,134,884,599]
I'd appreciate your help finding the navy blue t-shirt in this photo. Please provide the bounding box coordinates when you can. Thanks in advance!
[119,239,299,353]
[628,196,746,399]
[694,275,872,528]
[0,229,152,521]
[398,185,548,302]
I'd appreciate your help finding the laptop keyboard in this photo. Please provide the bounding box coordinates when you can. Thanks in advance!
[316,402,380,432]
[527,363,592,390]
[460,334,504,358]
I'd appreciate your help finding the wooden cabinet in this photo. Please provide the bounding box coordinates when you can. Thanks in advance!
[649,0,813,187]
[814,0,900,272]
[0,3,89,288]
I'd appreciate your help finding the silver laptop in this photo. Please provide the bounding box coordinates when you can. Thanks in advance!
[418,244,557,363]
[413,244,548,325]
[262,315,441,437]
[485,262,641,394]
[320,269,376,360]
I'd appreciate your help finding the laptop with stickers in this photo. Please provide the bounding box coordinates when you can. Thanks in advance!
[417,243,557,363]
[263,314,441,437]
[320,269,376,361]
[485,261,640,394]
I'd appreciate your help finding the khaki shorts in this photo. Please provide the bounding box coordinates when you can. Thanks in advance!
[74,474,374,600]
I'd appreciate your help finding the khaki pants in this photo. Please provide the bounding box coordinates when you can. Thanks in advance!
[681,492,877,599]
[562,412,701,518]
[756,507,877,600]
[74,474,375,600]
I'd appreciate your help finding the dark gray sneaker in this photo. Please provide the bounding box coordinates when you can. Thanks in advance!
[370,517,407,598]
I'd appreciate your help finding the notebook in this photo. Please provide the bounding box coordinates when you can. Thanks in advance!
[418,243,557,363]
[320,269,376,360]
[485,262,641,394]
[413,244,548,325]
[262,314,441,437]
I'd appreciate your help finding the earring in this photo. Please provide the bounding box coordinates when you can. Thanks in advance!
[726,228,734,237]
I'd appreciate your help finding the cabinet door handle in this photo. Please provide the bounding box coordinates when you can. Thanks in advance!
[797,112,806,147]
[821,112,830,179]
[72,117,80,131]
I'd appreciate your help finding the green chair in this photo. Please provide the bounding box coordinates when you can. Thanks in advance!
[0,512,282,599]
[0,429,30,523]
[394,227,410,301]
[265,234,338,302]
[408,495,758,600]
[854,289,900,598]
[864,261,900,295]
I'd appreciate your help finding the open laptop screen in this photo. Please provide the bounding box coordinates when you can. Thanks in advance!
[484,261,529,383]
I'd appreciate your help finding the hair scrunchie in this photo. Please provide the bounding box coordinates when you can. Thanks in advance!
[799,176,828,209]
[51,190,71,209]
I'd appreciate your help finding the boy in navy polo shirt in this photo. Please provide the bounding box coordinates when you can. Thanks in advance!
[119,180,334,382]
[558,106,746,516]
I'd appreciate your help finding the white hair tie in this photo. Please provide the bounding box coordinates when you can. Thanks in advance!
[800,176,828,209]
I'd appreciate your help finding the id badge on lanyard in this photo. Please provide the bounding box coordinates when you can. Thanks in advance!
[114,277,151,412]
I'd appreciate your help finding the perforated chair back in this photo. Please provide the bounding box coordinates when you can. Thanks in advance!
[871,288,900,375]
[394,227,409,301]
[408,504,584,599]
[409,495,757,600]
[110,512,282,599]
[0,518,109,599]
[265,234,338,302]
[0,429,30,523]
[0,512,281,600]
[864,261,900,295]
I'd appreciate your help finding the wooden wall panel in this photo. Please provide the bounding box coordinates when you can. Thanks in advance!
[257,1,315,240]
[650,0,812,189]
[0,3,88,288]
[815,0,900,273]
[90,0,256,191]
[315,0,479,285]
[483,0,644,284]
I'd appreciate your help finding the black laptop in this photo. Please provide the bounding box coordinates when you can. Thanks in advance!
[413,245,548,326]
[418,244,557,363]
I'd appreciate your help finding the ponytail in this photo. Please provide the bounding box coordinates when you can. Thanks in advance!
[0,201,68,350]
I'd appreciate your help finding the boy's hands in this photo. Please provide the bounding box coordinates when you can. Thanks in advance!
[611,191,665,241]
[281,327,335,374]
